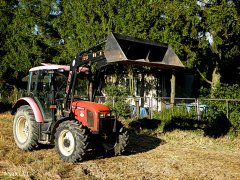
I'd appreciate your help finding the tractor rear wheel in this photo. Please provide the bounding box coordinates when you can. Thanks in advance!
[55,120,89,162]
[13,105,39,150]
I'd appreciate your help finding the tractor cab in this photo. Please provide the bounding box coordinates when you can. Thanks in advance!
[26,64,89,121]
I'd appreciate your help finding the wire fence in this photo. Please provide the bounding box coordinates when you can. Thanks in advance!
[1,91,239,121]
[95,96,240,120]
[199,99,240,119]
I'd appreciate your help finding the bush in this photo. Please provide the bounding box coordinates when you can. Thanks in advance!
[200,101,239,136]
[0,86,25,104]
[0,102,12,113]
[103,84,131,117]
[200,83,240,136]
[0,85,26,112]
[153,106,199,132]
[153,104,233,138]
[213,84,240,99]
[202,106,231,138]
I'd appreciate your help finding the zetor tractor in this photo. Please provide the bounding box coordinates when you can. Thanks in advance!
[12,33,183,162]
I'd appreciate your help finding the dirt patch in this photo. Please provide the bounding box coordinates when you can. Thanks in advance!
[1,112,240,179]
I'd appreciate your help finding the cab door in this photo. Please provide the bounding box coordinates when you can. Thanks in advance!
[28,70,54,121]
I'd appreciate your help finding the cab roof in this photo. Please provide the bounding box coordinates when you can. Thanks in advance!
[29,63,89,73]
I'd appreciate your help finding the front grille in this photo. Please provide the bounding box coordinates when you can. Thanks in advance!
[99,118,115,132]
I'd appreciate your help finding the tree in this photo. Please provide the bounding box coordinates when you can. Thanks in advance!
[0,0,17,79]
[147,0,240,97]
[1,0,239,98]
[197,0,240,97]
[51,0,119,63]
[0,0,59,86]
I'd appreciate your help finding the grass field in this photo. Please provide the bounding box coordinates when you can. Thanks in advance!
[1,112,240,179]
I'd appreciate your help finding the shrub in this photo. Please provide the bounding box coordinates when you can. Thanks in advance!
[103,84,131,117]
[153,106,199,132]
[213,84,240,99]
[200,83,240,136]
[202,105,231,138]
[153,105,233,138]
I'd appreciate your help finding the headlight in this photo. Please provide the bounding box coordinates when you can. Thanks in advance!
[99,113,105,118]
[99,112,112,118]
[105,113,111,117]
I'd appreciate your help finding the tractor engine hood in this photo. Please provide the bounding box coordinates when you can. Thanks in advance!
[71,100,110,113]
[71,100,112,132]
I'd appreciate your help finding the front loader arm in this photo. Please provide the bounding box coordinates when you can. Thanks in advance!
[64,43,107,113]
[63,32,184,114]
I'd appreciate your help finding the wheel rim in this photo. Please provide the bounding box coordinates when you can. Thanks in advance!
[16,116,29,143]
[58,129,75,156]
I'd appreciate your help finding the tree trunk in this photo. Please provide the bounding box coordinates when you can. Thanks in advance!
[170,71,176,108]
[210,66,221,98]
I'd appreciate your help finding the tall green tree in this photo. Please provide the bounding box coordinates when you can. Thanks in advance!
[52,0,119,63]
[0,0,17,79]
[1,0,239,97]
[146,0,240,97]
[198,0,240,97]
[0,0,59,86]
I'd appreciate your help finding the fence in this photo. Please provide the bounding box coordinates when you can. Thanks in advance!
[199,99,240,119]
[1,90,239,121]
[95,96,240,120]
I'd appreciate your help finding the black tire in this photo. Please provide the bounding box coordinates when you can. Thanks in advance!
[100,121,129,156]
[55,120,89,162]
[13,105,39,150]
[114,126,129,155]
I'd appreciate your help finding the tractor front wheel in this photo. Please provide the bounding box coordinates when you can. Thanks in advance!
[101,122,129,156]
[13,105,39,150]
[114,127,129,155]
[55,120,89,162]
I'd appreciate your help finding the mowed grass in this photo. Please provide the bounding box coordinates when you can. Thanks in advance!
[0,112,240,179]
[0,112,89,179]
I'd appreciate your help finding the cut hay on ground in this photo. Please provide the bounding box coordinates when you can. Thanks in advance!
[0,112,240,179]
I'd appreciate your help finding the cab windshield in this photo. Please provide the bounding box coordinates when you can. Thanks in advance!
[73,73,90,101]
[27,70,90,102]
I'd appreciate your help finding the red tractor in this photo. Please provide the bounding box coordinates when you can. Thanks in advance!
[12,33,183,162]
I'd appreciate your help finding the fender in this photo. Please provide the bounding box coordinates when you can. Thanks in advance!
[51,117,71,137]
[11,97,44,123]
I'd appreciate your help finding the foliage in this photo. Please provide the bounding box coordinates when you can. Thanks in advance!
[0,102,12,113]
[202,105,231,138]
[213,84,240,99]
[196,0,240,96]
[103,84,131,117]
[153,99,238,137]
[201,102,240,136]
[0,0,60,87]
[51,0,120,63]
[229,110,240,133]
[201,83,240,134]
[0,0,239,102]
[153,106,199,132]
[200,83,240,98]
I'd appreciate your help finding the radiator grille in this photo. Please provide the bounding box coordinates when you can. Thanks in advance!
[99,118,115,132]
